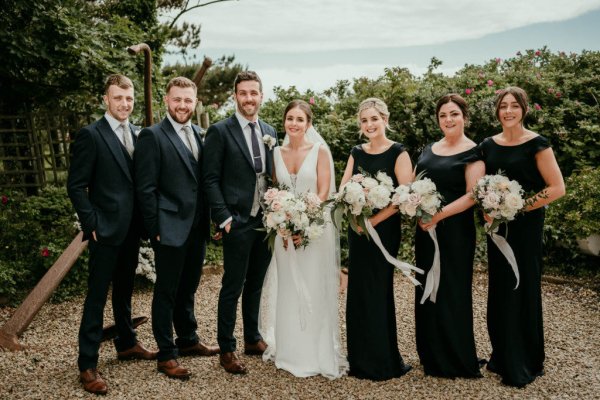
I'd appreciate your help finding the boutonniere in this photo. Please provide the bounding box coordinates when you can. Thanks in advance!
[263,134,276,150]
[133,129,141,137]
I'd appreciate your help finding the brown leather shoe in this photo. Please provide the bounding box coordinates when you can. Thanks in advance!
[219,352,247,374]
[178,341,220,357]
[80,368,108,395]
[117,342,158,361]
[244,339,267,355]
[157,359,191,380]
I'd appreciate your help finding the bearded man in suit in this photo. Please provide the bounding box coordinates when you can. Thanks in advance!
[203,71,277,374]
[68,74,157,396]
[135,76,219,381]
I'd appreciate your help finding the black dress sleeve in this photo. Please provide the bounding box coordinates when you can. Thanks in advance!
[529,135,550,156]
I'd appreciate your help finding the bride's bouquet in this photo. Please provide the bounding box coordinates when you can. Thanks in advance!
[471,173,526,233]
[262,186,325,251]
[471,172,531,289]
[328,170,394,236]
[392,173,443,222]
[392,173,443,303]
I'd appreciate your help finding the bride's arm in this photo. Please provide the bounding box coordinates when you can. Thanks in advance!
[316,146,332,201]
[369,151,413,227]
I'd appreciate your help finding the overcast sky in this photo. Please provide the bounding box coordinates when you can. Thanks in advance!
[163,0,600,98]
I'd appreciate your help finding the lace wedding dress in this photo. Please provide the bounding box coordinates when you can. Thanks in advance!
[259,139,348,379]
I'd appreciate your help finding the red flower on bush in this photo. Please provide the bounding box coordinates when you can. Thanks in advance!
[1,195,7,205]
[495,57,502,64]
[534,103,542,111]
[535,50,541,56]
[41,247,50,257]
[465,88,473,95]
[309,97,315,105]
[556,92,562,98]
[487,80,494,86]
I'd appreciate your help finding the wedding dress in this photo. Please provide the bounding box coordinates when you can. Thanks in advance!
[259,129,348,379]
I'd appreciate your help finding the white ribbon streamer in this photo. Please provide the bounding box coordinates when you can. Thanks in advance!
[486,223,520,289]
[285,237,313,330]
[364,219,424,285]
[420,228,441,304]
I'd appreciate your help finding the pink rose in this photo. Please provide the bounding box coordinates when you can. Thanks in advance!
[534,103,542,111]
[548,88,555,93]
[535,50,541,56]
[41,247,50,257]
[264,188,279,203]
[487,80,494,86]
[495,58,502,64]
[465,88,473,95]
[309,97,315,105]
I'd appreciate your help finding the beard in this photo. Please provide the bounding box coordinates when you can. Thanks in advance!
[236,99,261,119]
[168,106,193,124]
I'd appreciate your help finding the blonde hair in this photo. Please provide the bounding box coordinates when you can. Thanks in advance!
[357,97,393,132]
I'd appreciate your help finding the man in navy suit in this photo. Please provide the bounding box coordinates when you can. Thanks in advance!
[135,76,218,380]
[203,71,277,374]
[68,74,157,395]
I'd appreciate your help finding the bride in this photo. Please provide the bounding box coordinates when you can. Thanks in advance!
[259,99,348,379]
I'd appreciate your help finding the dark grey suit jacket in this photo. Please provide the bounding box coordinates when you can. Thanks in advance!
[134,117,209,247]
[67,117,139,245]
[203,114,277,227]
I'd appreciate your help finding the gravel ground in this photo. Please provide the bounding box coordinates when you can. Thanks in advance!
[1,266,598,400]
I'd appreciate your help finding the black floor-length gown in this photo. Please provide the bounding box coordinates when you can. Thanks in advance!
[346,143,411,381]
[479,135,550,387]
[414,144,482,378]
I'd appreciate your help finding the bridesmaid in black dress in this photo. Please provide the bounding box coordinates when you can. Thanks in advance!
[414,94,485,378]
[340,98,413,381]
[479,87,565,388]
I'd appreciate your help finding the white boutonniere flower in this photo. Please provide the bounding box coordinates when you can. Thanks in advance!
[263,134,276,150]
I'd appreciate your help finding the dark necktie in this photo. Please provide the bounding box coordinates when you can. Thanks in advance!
[249,122,262,173]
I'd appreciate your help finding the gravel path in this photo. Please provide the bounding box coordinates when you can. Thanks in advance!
[1,266,598,399]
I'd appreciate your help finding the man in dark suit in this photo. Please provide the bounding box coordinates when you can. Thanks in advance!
[203,71,277,374]
[135,76,218,380]
[67,74,157,395]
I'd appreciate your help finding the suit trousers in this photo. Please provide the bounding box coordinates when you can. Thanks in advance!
[77,225,140,371]
[217,215,271,353]
[152,225,207,361]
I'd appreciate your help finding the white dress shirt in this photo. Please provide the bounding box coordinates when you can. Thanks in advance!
[104,112,130,146]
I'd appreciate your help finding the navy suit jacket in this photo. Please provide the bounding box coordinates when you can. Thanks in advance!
[67,117,140,245]
[202,114,277,227]
[134,117,210,247]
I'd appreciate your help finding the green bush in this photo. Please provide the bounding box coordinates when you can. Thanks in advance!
[545,167,600,276]
[0,187,88,303]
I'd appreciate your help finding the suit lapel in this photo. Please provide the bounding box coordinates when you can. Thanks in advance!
[258,120,275,176]
[226,115,254,169]
[97,117,132,182]
[160,118,197,182]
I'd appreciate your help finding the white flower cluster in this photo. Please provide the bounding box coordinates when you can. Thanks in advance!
[136,242,156,283]
[334,171,394,217]
[472,174,525,230]
[392,177,442,222]
[262,134,277,150]
[263,187,325,248]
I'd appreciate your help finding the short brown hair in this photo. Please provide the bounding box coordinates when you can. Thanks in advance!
[166,76,197,95]
[234,70,262,93]
[495,86,529,123]
[104,74,133,95]
[436,93,469,126]
[283,100,312,125]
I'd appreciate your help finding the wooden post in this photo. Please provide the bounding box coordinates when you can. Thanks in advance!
[0,232,87,351]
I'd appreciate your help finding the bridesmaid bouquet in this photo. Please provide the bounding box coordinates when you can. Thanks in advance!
[391,173,442,222]
[471,172,528,288]
[328,171,423,285]
[328,170,394,235]
[471,173,526,233]
[392,173,443,303]
[262,187,325,251]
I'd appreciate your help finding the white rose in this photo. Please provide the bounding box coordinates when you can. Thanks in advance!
[367,185,391,209]
[482,192,500,210]
[404,202,418,217]
[362,177,378,189]
[271,210,287,224]
[305,223,324,241]
[504,192,524,212]
[376,171,394,189]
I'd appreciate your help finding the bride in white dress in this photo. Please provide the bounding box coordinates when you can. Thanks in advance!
[259,100,348,379]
